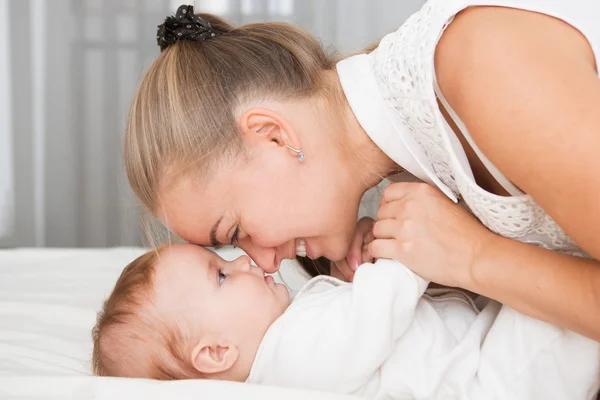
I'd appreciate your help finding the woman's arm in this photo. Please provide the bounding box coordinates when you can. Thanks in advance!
[435,7,600,337]
[470,233,600,341]
[371,180,600,341]
[368,6,600,340]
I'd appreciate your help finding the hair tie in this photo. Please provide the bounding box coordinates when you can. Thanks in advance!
[156,5,221,51]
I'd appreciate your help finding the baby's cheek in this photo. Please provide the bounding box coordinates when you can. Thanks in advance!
[237,287,266,312]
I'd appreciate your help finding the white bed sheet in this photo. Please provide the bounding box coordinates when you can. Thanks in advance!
[0,247,358,400]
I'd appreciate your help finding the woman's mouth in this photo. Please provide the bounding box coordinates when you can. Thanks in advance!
[296,238,307,257]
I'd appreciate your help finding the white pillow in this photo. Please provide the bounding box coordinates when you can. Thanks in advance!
[0,247,355,400]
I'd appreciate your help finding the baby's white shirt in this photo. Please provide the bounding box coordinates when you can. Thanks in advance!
[246,259,600,400]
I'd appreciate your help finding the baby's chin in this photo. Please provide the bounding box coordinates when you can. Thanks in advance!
[265,284,290,317]
[274,283,291,307]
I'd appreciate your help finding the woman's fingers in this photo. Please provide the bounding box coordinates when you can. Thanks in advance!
[348,224,367,270]
[368,238,400,261]
[372,219,402,239]
[332,258,355,282]
[347,217,375,270]
[377,197,416,221]
[360,228,376,264]
[363,228,375,245]
[361,243,374,265]
[379,182,427,206]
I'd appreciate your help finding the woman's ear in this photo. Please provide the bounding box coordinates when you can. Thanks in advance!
[191,341,240,375]
[239,108,299,150]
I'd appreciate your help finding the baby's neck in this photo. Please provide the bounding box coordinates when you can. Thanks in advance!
[214,330,272,382]
[213,365,250,383]
[210,304,289,382]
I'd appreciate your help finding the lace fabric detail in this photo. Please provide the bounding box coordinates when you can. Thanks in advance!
[371,1,461,196]
[370,0,583,255]
[455,176,581,255]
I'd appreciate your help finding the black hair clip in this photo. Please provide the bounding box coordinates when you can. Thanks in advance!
[156,5,221,51]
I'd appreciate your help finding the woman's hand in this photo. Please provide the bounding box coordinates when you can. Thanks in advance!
[331,217,376,281]
[369,182,496,288]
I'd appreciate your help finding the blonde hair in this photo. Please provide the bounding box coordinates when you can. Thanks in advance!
[125,13,341,215]
[92,249,201,380]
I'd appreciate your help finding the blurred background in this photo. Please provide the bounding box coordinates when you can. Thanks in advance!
[0,0,425,248]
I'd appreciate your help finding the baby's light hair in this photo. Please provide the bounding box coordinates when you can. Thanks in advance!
[92,248,201,380]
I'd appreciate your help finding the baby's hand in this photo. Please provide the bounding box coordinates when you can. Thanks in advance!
[331,217,375,282]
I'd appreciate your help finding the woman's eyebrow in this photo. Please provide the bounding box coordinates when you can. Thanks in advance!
[210,215,223,246]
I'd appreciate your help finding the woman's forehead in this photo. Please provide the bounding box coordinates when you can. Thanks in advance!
[158,177,235,245]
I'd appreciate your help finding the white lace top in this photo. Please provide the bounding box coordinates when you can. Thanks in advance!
[338,0,600,256]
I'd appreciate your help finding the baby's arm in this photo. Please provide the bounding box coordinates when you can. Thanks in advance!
[250,259,428,394]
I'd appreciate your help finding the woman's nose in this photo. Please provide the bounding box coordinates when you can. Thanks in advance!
[239,242,279,273]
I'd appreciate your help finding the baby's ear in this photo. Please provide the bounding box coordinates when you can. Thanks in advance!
[191,341,239,375]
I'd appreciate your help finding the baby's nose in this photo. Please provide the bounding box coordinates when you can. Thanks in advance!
[244,248,279,274]
[231,255,252,270]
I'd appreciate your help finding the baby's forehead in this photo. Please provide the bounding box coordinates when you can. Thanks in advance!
[155,245,210,275]
[155,256,203,285]
[152,247,211,307]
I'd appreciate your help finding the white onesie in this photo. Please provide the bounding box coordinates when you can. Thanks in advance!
[246,260,600,400]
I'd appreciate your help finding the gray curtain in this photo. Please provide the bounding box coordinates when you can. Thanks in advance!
[1,0,425,248]
[0,0,13,240]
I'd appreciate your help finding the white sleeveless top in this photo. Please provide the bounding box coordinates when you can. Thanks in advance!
[337,0,600,256]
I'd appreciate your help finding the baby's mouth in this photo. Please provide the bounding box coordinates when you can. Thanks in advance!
[296,238,307,257]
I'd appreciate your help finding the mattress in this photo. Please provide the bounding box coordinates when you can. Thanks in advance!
[0,247,358,400]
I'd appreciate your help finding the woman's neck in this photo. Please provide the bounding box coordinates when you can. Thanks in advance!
[337,86,400,192]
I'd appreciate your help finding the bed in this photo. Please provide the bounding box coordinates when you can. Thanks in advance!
[0,247,359,400]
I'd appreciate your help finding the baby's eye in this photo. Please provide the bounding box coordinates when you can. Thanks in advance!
[218,270,226,285]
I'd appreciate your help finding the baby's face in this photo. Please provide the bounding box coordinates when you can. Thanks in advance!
[152,244,290,349]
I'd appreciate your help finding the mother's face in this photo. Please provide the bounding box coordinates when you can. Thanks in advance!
[158,144,363,273]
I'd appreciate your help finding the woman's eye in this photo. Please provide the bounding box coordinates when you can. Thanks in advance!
[218,270,226,285]
[230,226,240,245]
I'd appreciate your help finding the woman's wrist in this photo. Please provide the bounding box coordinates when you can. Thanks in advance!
[459,229,503,293]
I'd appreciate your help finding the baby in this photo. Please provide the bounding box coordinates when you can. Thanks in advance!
[93,244,600,399]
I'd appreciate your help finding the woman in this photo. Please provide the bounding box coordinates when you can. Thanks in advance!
[125,1,600,340]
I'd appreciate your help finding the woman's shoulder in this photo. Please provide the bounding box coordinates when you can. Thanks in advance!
[434,5,596,112]
[434,6,600,257]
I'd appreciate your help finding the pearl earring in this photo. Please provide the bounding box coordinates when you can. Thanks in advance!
[286,144,305,162]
